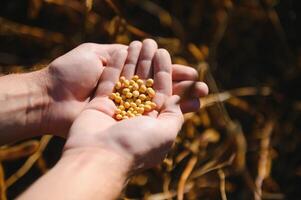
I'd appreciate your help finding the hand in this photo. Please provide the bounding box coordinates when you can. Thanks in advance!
[122,39,208,113]
[64,47,207,170]
[43,43,127,136]
[43,39,207,137]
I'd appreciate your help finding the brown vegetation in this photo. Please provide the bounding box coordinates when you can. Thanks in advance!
[0,0,300,199]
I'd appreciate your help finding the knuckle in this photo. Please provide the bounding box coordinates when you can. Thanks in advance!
[78,42,96,50]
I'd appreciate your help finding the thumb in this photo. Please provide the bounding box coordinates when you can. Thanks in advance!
[158,95,184,135]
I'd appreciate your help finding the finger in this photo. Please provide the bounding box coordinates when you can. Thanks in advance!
[153,49,173,109]
[136,39,158,79]
[158,95,184,136]
[179,98,200,113]
[172,64,198,81]
[96,49,128,96]
[173,81,209,97]
[121,41,142,79]
[78,43,128,64]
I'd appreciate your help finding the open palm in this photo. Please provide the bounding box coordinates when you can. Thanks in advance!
[65,48,184,169]
[45,40,208,138]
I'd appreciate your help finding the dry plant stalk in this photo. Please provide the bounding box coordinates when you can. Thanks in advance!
[177,156,198,200]
[254,120,275,200]
[0,164,7,200]
[0,140,40,161]
[5,136,52,188]
[218,169,227,200]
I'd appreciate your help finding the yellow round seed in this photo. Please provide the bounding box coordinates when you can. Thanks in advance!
[124,102,130,108]
[119,76,126,82]
[132,90,140,97]
[109,93,116,100]
[144,104,152,112]
[123,80,130,87]
[136,79,144,85]
[151,102,157,109]
[122,88,130,94]
[146,79,154,87]
[147,88,155,97]
[129,80,136,85]
[116,114,123,120]
[135,99,142,105]
[126,92,133,98]
[139,85,147,93]
[132,83,139,90]
[118,105,125,111]
[137,107,144,114]
[115,81,122,89]
[132,75,139,81]
[112,75,157,120]
[129,113,135,118]
[145,101,152,105]
[121,95,127,100]
[130,102,137,108]
[115,96,122,103]
[139,94,146,101]
[115,109,122,114]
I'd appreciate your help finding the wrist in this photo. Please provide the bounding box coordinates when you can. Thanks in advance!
[62,146,133,177]
[27,67,52,135]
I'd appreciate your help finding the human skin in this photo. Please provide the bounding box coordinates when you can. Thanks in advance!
[0,39,208,145]
[19,46,208,200]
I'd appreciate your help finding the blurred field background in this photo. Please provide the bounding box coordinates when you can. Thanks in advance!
[0,0,300,199]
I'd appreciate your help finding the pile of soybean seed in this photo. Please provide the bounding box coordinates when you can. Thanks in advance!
[110,75,157,120]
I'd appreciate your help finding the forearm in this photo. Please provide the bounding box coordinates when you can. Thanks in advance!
[0,69,49,144]
[18,147,132,200]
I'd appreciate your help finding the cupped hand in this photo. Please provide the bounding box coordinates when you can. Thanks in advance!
[65,48,185,170]
[43,39,208,138]
[44,43,127,136]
